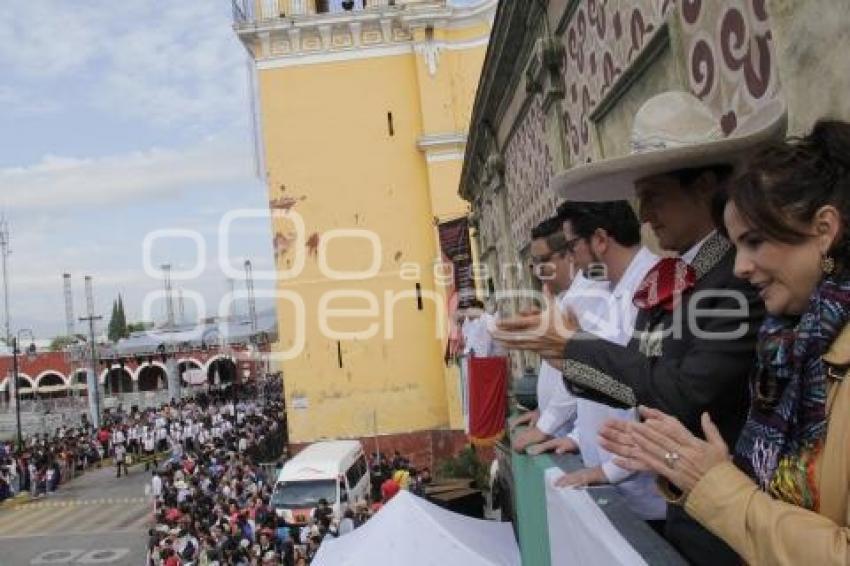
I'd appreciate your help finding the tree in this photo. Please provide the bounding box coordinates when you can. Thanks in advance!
[127,321,152,334]
[49,335,79,352]
[117,295,128,339]
[107,294,131,342]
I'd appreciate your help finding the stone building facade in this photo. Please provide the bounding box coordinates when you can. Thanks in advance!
[461,0,850,377]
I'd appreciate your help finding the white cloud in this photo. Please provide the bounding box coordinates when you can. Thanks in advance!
[0,1,250,131]
[0,2,275,338]
[0,138,257,209]
[0,86,61,116]
[0,2,105,77]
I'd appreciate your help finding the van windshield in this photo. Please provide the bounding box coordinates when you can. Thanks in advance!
[272,480,337,509]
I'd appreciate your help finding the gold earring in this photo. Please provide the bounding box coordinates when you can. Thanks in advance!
[821,254,836,275]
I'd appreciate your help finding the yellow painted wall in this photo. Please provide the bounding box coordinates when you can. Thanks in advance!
[424,159,468,220]
[256,31,489,443]
[414,33,489,136]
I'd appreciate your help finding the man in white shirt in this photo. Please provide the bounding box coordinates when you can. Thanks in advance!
[528,201,665,521]
[112,427,125,449]
[114,443,128,478]
[512,215,610,452]
[460,300,495,358]
[151,471,162,498]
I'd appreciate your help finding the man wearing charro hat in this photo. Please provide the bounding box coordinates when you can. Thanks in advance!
[493,91,786,565]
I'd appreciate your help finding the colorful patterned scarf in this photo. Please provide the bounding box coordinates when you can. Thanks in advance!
[734,276,850,510]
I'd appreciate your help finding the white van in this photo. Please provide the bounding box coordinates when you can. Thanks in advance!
[271,440,370,525]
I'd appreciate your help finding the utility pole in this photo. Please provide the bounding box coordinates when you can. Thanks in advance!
[0,218,11,347]
[80,276,102,428]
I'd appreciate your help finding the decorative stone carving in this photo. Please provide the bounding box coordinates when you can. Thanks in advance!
[349,22,363,47]
[287,27,302,52]
[380,19,394,43]
[259,32,272,57]
[540,37,566,110]
[483,153,505,186]
[542,36,566,70]
[416,33,442,77]
[318,25,333,50]
[525,55,543,95]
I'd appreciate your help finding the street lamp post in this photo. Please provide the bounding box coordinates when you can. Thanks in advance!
[12,337,22,452]
[12,329,36,452]
[80,314,103,429]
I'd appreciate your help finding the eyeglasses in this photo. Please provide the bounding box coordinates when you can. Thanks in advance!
[529,235,582,267]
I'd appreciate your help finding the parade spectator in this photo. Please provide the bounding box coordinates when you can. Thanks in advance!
[338,508,355,536]
[114,442,129,478]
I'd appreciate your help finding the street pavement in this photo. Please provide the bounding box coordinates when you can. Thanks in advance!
[0,463,152,565]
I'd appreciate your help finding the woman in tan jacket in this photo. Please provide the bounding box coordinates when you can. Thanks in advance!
[599,120,850,565]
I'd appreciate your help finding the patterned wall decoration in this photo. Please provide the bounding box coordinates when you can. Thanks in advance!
[503,96,557,249]
[680,0,778,133]
[559,0,778,164]
[560,0,674,164]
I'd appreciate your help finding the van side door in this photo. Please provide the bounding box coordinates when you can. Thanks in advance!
[345,453,369,502]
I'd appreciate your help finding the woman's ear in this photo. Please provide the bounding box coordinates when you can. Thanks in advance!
[813,205,842,253]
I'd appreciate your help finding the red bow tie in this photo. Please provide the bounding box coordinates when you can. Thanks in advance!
[633,257,697,312]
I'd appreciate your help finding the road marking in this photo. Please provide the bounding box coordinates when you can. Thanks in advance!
[30,548,131,564]
[2,497,147,510]
[76,549,130,564]
[31,549,85,564]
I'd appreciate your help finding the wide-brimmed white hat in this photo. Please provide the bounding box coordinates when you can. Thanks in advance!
[552,91,787,201]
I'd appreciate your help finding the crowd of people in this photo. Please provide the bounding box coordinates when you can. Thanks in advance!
[0,377,287,505]
[0,423,108,502]
[141,384,429,566]
[0,372,439,565]
[484,90,850,565]
[147,422,426,565]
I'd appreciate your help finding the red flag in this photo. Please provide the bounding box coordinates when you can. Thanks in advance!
[468,356,508,446]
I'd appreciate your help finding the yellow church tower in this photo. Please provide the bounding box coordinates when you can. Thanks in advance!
[232,0,496,459]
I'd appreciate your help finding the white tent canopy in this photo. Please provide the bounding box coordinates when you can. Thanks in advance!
[313,490,520,566]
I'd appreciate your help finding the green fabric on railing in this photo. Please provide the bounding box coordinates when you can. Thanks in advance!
[512,448,556,566]
[506,426,687,566]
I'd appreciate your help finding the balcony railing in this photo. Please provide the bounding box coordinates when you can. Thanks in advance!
[499,430,688,565]
[232,0,400,23]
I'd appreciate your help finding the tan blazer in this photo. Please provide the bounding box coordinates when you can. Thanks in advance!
[685,325,850,565]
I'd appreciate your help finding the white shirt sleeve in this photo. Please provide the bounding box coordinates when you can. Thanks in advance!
[535,385,577,436]
[601,460,634,484]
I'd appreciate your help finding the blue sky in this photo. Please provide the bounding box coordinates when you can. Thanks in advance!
[0,1,276,339]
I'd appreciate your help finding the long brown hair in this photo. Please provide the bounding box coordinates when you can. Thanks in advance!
[729,120,850,271]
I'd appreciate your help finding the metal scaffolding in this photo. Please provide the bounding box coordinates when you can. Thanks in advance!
[245,260,258,332]
[0,217,11,347]
[162,264,175,329]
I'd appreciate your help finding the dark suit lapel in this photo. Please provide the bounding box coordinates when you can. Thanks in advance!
[636,233,733,358]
